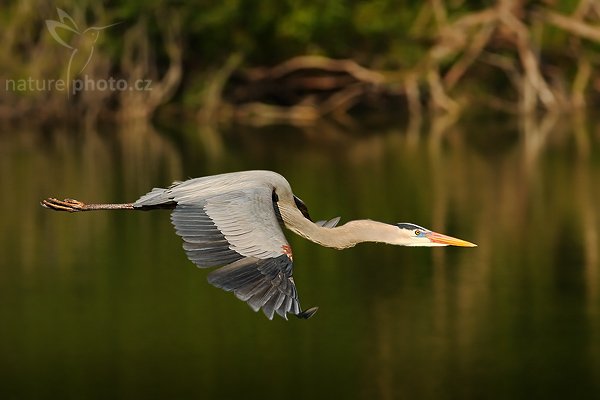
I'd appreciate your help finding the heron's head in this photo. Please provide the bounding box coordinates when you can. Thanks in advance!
[395,223,477,247]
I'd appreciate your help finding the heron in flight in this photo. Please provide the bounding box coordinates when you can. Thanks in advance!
[42,170,476,320]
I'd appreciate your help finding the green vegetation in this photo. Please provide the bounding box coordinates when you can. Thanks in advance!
[2,0,600,124]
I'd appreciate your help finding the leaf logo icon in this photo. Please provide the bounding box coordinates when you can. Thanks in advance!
[45,8,120,96]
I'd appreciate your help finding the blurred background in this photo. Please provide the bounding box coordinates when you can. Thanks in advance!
[2,0,600,399]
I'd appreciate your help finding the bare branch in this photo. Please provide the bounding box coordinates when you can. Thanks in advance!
[543,9,600,42]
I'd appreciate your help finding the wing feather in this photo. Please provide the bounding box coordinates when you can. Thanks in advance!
[164,186,315,320]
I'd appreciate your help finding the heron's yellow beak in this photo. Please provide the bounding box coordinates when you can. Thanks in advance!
[426,231,477,247]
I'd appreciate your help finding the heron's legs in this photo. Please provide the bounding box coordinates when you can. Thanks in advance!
[41,197,135,212]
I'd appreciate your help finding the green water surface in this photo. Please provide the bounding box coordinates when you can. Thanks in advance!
[1,115,599,399]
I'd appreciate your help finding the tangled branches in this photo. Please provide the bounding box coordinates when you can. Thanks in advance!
[215,0,600,124]
[3,0,600,125]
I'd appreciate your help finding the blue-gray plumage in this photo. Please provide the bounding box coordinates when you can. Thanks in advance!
[41,170,476,320]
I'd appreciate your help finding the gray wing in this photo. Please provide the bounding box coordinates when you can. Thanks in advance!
[167,187,316,320]
[315,217,340,228]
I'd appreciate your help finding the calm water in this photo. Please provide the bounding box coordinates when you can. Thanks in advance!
[1,113,599,399]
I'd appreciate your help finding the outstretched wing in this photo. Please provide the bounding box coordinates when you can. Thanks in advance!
[167,187,316,320]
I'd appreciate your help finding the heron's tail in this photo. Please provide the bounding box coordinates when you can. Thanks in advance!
[133,186,177,210]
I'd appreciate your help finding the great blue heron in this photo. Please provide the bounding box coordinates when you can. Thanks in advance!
[42,170,476,320]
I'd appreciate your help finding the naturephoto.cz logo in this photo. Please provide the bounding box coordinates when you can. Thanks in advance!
[4,8,152,97]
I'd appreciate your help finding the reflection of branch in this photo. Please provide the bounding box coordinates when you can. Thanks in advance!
[572,111,599,313]
[522,112,559,172]
[117,119,182,190]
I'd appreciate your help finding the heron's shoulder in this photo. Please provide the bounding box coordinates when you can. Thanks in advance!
[216,170,291,189]
[251,170,290,186]
[171,170,291,194]
[135,171,291,206]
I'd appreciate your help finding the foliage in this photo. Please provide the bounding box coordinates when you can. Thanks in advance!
[1,0,600,123]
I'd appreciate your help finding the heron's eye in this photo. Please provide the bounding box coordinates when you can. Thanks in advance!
[414,229,421,236]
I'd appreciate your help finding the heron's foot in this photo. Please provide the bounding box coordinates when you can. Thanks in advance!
[296,306,319,320]
[41,197,86,212]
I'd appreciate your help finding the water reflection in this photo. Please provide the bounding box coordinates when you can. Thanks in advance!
[1,113,599,398]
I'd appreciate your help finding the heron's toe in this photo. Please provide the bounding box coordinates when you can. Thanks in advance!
[41,197,85,212]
